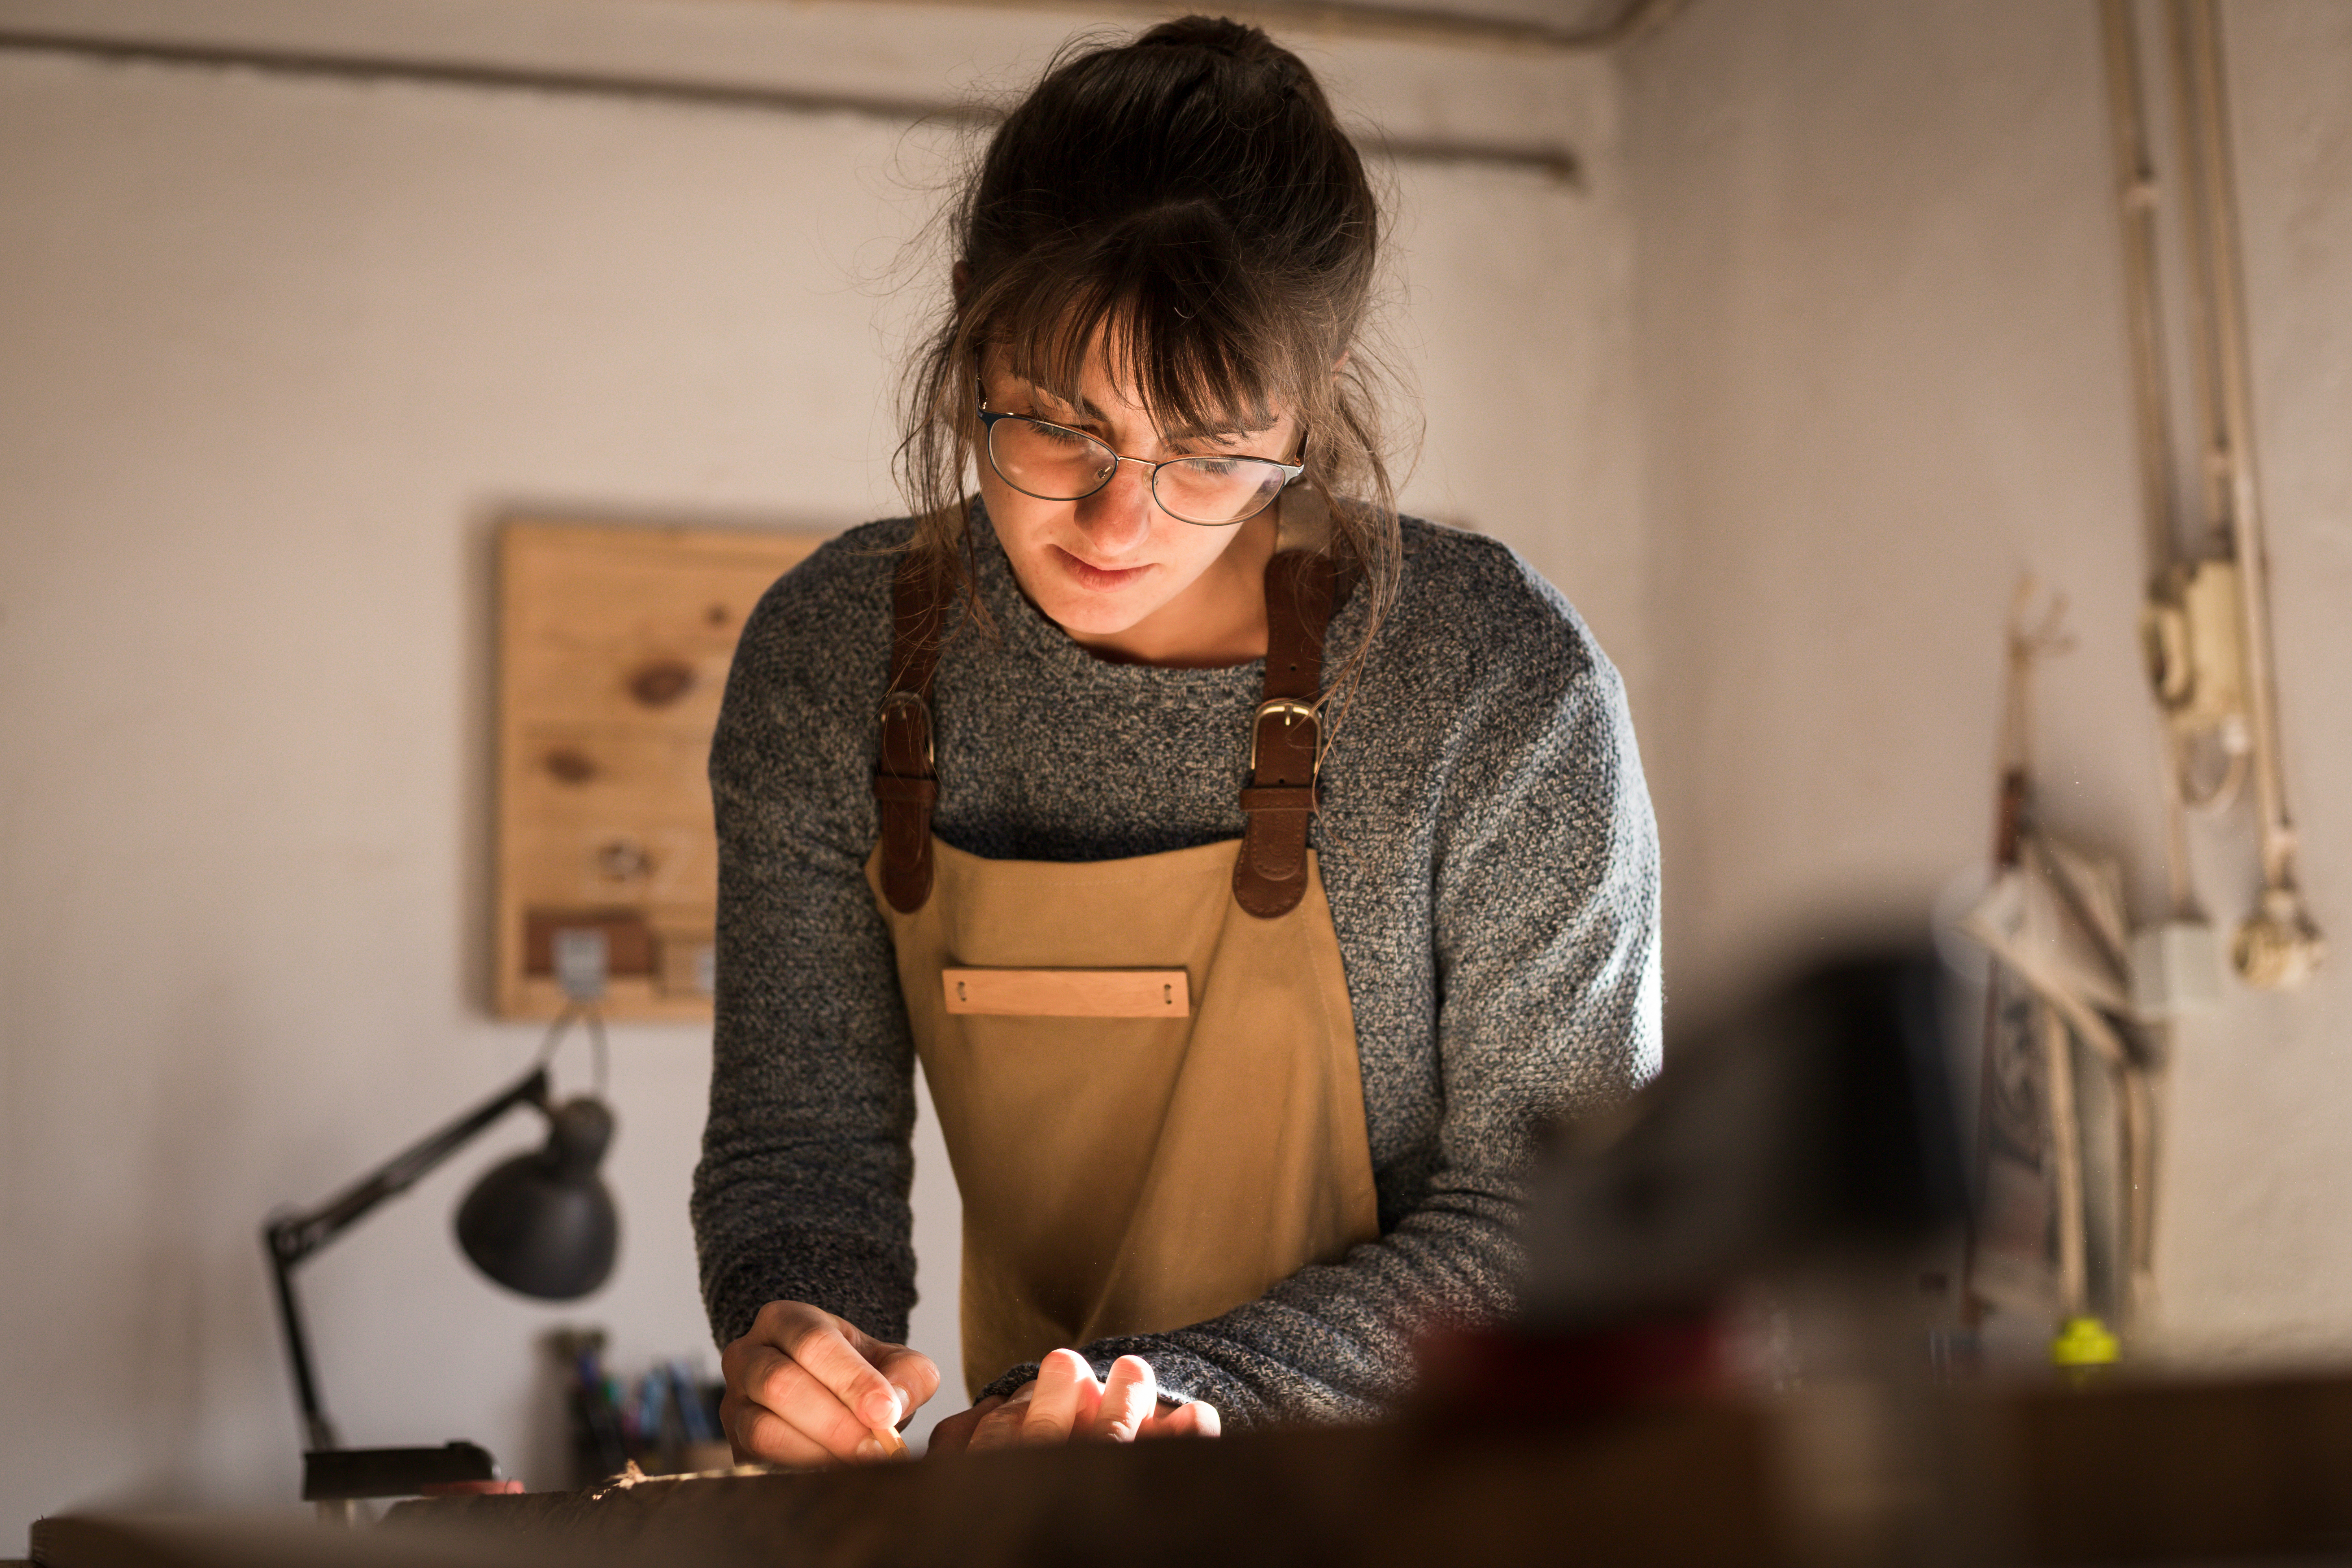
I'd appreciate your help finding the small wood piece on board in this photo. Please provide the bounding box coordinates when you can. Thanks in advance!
[496,519,825,1020]
[942,968,1192,1018]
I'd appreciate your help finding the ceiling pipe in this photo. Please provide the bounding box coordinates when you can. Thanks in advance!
[764,0,1691,55]
[0,24,1589,181]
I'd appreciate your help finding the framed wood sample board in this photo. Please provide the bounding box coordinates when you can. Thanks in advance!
[495,519,825,1020]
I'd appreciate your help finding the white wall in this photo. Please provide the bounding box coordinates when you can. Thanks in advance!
[26,0,2347,1549]
[0,2,1631,1549]
[1622,0,2352,1362]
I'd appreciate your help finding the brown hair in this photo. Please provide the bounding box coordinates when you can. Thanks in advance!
[895,15,1406,683]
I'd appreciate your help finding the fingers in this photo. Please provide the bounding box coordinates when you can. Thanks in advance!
[785,1312,913,1435]
[720,1301,935,1466]
[926,1395,1005,1456]
[721,1382,837,1468]
[1090,1356,1158,1442]
[1021,1350,1097,1444]
[966,1383,1038,1453]
[1138,1398,1221,1440]
[868,1341,943,1428]
[938,1353,1218,1454]
[726,1337,870,1463]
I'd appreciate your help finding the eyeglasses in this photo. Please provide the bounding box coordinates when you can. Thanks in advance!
[975,388,1305,527]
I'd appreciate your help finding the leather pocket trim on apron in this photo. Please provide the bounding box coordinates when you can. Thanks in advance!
[942,968,1191,1018]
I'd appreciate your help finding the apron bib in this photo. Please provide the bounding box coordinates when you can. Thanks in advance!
[869,509,1380,1396]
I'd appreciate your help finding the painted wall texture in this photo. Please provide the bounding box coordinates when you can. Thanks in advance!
[0,1,1625,1548]
[1623,0,2352,1362]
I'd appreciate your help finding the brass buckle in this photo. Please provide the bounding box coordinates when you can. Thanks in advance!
[1247,697,1321,779]
[878,689,934,770]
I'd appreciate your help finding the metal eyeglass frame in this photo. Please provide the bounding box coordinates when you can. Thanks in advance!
[974,384,1305,527]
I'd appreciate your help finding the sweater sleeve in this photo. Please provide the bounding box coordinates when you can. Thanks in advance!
[979,567,1663,1425]
[690,534,918,1350]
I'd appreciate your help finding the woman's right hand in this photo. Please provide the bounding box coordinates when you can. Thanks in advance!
[719,1300,940,1466]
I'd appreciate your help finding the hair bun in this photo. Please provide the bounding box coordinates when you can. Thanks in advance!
[1135,15,1278,61]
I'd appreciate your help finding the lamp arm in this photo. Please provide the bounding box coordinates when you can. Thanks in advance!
[261,1065,552,1451]
[265,1066,552,1267]
[268,1250,337,1451]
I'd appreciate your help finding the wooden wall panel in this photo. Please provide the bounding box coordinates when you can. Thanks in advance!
[496,519,825,1020]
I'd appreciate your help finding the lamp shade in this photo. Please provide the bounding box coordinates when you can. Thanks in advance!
[455,1096,618,1299]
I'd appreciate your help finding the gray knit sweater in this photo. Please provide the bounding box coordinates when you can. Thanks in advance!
[692,505,1660,1429]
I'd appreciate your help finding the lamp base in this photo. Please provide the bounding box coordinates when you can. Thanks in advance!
[302,1441,501,1502]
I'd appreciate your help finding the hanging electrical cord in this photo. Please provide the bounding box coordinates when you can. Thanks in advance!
[2164,0,2322,987]
[534,1004,611,1098]
[2100,0,2202,923]
[2099,0,2322,990]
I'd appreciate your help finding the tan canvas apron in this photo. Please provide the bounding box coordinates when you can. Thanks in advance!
[866,518,1381,1396]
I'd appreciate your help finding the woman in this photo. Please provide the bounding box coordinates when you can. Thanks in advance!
[693,15,1658,1463]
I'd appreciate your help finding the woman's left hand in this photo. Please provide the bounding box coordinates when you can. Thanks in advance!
[928,1349,1222,1454]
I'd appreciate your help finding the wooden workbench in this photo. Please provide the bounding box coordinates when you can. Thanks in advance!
[30,1371,2352,1566]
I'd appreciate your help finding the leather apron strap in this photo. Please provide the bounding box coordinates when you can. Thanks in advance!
[875,548,949,914]
[1235,550,1337,918]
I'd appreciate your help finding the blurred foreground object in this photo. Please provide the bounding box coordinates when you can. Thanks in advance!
[1429,946,1981,1562]
[1517,948,1967,1337]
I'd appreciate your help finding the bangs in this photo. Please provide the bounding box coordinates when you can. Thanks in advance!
[975,200,1322,439]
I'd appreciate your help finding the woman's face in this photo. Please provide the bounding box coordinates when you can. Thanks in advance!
[976,345,1301,663]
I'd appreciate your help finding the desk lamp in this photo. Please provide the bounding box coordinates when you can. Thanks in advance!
[263,981,618,1507]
